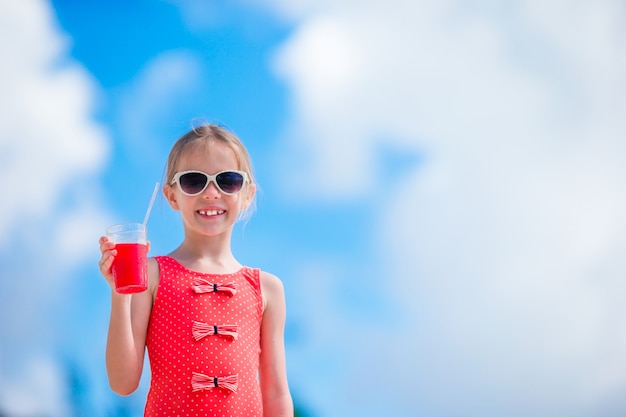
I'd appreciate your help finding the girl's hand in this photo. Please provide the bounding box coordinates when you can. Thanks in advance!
[98,235,117,288]
[98,237,152,290]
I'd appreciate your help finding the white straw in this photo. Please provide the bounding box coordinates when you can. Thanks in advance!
[143,182,160,226]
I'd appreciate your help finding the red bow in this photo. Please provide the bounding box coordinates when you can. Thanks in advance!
[191,372,238,393]
[191,277,237,295]
[192,321,238,341]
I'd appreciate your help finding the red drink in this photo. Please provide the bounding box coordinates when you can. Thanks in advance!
[112,243,148,294]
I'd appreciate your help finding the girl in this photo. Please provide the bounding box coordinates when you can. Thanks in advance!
[98,124,293,416]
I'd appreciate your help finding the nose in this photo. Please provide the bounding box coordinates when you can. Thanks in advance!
[202,180,221,198]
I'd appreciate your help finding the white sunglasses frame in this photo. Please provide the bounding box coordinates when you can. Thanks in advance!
[170,170,249,196]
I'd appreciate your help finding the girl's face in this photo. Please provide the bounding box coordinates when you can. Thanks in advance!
[164,140,255,238]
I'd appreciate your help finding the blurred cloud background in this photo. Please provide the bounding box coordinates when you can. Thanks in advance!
[1,0,626,416]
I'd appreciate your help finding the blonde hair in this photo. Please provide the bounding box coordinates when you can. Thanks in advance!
[164,123,256,219]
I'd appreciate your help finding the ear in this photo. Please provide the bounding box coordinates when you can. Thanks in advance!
[163,184,180,211]
[241,183,256,211]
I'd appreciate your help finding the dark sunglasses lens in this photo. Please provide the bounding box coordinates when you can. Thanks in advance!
[179,172,208,194]
[216,171,244,194]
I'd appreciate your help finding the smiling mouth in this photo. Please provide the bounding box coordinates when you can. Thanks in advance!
[198,209,225,216]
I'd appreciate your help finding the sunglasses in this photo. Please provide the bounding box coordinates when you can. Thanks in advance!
[171,170,249,196]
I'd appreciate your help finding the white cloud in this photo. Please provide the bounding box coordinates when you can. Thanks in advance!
[163,0,221,30]
[266,0,626,415]
[0,356,70,417]
[241,0,325,22]
[0,0,111,414]
[116,49,203,166]
[0,0,109,244]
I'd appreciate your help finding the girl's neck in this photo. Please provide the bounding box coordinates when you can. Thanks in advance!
[169,233,241,274]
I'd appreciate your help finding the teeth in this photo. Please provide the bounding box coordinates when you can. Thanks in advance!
[199,209,224,216]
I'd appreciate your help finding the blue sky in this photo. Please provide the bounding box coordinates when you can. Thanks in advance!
[2,1,626,416]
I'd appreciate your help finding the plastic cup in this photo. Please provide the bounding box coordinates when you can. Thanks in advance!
[106,222,148,294]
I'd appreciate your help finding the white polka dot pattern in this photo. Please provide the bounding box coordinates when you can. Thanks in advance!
[144,256,263,416]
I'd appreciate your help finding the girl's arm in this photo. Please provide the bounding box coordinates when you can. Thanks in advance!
[99,237,156,395]
[259,272,294,417]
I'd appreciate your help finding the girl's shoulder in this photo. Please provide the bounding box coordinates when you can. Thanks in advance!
[258,270,286,312]
[259,270,283,287]
[147,256,161,299]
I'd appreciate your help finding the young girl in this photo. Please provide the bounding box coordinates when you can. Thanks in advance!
[98,124,293,417]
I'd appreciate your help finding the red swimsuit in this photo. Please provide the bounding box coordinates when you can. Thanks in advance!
[144,256,263,416]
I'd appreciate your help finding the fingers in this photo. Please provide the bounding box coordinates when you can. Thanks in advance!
[99,235,112,249]
[99,236,116,254]
[99,253,114,274]
[98,235,116,283]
